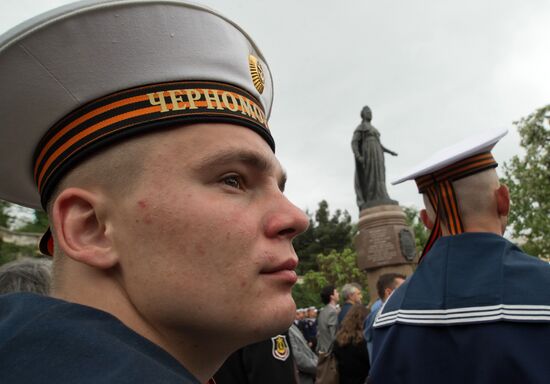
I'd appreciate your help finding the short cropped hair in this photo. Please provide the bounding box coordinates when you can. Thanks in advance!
[376,273,406,300]
[422,168,500,230]
[320,285,336,305]
[0,257,52,295]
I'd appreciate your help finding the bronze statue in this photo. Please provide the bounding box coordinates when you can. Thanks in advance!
[352,106,398,210]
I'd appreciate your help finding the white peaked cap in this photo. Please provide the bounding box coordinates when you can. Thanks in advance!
[392,128,508,185]
[0,0,274,210]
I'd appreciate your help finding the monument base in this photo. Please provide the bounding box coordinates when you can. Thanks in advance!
[354,204,417,305]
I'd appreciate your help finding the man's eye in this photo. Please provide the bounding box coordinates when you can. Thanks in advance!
[222,175,242,189]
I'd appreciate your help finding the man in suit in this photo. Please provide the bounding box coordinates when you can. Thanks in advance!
[338,283,363,324]
[316,285,339,353]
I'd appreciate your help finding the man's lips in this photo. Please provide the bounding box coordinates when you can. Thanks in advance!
[260,258,298,274]
[260,258,299,283]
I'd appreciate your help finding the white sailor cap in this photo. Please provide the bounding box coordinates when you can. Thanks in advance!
[392,128,508,185]
[391,128,508,260]
[0,0,274,213]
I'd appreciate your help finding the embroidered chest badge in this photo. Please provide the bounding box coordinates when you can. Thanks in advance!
[271,335,290,361]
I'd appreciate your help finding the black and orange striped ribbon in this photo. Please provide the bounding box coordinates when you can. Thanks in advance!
[33,80,273,210]
[415,152,497,261]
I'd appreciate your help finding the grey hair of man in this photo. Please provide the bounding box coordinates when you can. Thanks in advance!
[0,257,52,295]
[341,283,360,301]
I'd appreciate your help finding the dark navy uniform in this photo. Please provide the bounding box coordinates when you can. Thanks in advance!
[0,293,200,383]
[214,333,297,384]
[370,233,550,384]
[301,318,317,350]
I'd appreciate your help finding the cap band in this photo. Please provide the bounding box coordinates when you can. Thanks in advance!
[39,228,54,256]
[415,152,498,262]
[33,80,273,209]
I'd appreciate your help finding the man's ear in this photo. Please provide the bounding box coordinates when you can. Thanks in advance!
[51,187,117,269]
[496,184,510,217]
[495,184,510,234]
[420,209,434,230]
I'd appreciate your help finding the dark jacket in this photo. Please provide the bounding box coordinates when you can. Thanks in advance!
[214,332,298,384]
[333,339,370,384]
[338,302,353,324]
[0,293,199,383]
[371,233,550,384]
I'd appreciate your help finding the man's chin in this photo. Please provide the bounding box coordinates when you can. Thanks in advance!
[250,302,295,340]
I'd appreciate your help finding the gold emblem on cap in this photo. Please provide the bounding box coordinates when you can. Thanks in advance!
[248,55,265,94]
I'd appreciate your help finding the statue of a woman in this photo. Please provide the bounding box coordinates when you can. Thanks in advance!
[351,106,398,210]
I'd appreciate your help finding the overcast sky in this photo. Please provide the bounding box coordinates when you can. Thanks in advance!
[1,0,549,220]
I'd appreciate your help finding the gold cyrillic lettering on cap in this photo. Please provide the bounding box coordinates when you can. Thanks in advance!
[36,81,273,212]
[147,92,169,112]
[168,90,187,111]
[248,55,265,94]
[221,91,239,112]
[148,88,265,124]
[185,89,201,110]
[237,95,257,119]
[252,103,266,124]
[203,89,224,110]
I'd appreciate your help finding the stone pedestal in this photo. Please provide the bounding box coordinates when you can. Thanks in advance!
[354,205,417,305]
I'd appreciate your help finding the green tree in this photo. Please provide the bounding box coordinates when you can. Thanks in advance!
[0,199,48,232]
[292,213,316,273]
[292,282,323,309]
[293,200,355,275]
[501,105,550,259]
[0,200,10,228]
[0,240,39,265]
[403,206,429,255]
[293,248,369,308]
[0,199,46,266]
[18,209,49,233]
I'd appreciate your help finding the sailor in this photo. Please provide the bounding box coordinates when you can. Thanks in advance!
[369,128,550,383]
[0,1,308,383]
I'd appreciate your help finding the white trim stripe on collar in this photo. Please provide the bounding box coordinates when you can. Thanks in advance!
[373,304,550,327]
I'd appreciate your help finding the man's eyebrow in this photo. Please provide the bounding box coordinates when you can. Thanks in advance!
[193,149,287,191]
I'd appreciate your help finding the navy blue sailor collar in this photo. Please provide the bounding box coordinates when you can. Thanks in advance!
[374,232,550,328]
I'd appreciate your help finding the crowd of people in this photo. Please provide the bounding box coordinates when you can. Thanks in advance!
[289,277,405,384]
[173,276,395,384]
[1,1,549,383]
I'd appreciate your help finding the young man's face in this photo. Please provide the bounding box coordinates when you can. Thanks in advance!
[109,123,308,345]
[384,278,406,301]
[331,289,340,303]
